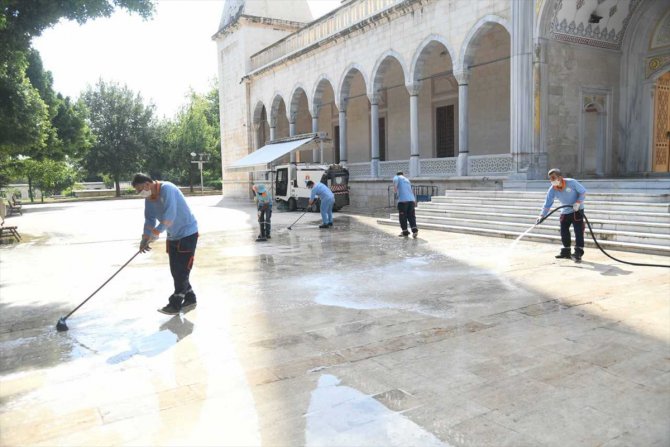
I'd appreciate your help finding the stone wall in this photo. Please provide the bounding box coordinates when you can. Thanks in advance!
[545,40,620,176]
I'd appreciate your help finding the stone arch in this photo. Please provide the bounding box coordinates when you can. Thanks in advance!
[252,100,266,125]
[269,93,286,128]
[338,63,369,110]
[289,84,310,123]
[409,34,457,83]
[311,74,336,117]
[370,50,409,95]
[458,15,511,70]
[536,0,556,40]
[619,0,670,173]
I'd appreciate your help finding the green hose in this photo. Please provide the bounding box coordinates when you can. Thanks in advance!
[537,205,669,268]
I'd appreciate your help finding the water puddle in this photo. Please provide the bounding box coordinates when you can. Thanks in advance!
[304,374,451,447]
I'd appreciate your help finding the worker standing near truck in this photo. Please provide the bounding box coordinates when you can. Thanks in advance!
[306,180,334,229]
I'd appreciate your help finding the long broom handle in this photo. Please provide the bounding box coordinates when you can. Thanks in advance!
[288,210,308,228]
[63,250,141,320]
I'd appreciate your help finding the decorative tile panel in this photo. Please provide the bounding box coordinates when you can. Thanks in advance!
[467,154,513,174]
[347,162,372,179]
[549,0,643,50]
[419,158,457,176]
[646,55,670,79]
[380,160,409,177]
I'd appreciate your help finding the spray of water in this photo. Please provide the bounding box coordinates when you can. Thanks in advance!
[495,223,538,272]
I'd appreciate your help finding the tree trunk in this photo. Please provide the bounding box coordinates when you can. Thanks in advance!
[28,177,34,203]
[189,163,194,193]
[114,173,121,197]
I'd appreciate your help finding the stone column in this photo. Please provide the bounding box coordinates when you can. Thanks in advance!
[253,123,261,150]
[368,93,380,177]
[407,82,421,177]
[289,118,296,163]
[312,115,320,163]
[454,69,470,176]
[531,36,549,179]
[269,126,276,142]
[511,0,535,178]
[338,109,347,166]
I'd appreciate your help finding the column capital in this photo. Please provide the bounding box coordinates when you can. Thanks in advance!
[405,82,422,96]
[453,68,470,85]
[336,99,347,113]
[311,105,320,119]
[367,92,381,105]
[288,112,297,124]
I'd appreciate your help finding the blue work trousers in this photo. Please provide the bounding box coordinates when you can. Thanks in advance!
[320,198,334,225]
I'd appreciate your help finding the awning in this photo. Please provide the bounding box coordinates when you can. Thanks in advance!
[226,136,316,172]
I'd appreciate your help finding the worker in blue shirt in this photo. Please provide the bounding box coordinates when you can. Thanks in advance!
[252,183,272,242]
[132,173,199,315]
[393,171,418,238]
[306,180,334,228]
[536,168,587,261]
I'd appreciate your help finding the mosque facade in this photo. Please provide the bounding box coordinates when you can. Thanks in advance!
[214,0,670,202]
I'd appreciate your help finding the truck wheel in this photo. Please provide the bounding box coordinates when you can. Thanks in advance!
[288,198,297,211]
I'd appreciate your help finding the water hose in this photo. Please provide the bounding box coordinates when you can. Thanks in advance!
[537,205,669,268]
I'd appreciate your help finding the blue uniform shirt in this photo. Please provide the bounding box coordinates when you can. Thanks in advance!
[393,175,415,202]
[541,178,586,216]
[255,190,272,209]
[143,181,198,240]
[310,182,334,202]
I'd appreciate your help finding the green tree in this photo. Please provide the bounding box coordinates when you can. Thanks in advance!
[0,0,154,164]
[81,79,154,196]
[22,158,77,202]
[166,86,221,189]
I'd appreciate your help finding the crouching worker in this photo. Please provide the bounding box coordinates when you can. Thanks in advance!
[132,173,199,315]
[306,180,334,228]
[536,168,587,261]
[253,184,272,242]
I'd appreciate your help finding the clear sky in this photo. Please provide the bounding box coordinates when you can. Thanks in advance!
[32,0,340,119]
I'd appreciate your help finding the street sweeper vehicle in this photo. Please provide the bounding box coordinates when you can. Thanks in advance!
[274,163,350,212]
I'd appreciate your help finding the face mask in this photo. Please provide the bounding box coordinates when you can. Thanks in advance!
[138,189,152,198]
[551,179,561,187]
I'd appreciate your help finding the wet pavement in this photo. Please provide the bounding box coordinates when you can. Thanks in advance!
[1,195,669,446]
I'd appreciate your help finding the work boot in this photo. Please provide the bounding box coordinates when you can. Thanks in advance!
[412,230,419,239]
[572,247,584,261]
[256,234,267,242]
[158,294,183,315]
[182,291,197,312]
[398,231,410,237]
[318,224,329,229]
[328,223,333,227]
[555,247,571,259]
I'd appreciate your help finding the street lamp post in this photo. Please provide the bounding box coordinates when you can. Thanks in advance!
[190,152,210,194]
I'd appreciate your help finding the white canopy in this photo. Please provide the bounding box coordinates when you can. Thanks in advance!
[226,136,316,172]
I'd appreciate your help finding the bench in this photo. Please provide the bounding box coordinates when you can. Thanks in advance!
[0,216,21,242]
[5,198,22,216]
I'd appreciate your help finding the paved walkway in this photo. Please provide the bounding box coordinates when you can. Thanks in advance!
[1,196,668,446]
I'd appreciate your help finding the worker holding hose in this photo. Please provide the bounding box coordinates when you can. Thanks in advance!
[133,173,199,315]
[536,168,587,261]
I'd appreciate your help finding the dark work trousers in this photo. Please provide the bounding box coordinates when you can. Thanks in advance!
[397,201,418,234]
[258,205,272,237]
[559,210,584,248]
[167,232,198,307]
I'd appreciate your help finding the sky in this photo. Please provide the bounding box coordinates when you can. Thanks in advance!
[33,0,341,119]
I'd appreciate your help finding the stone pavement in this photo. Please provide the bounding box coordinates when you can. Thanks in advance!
[0,196,668,447]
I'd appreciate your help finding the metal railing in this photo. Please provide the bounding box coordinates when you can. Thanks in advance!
[387,184,438,207]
